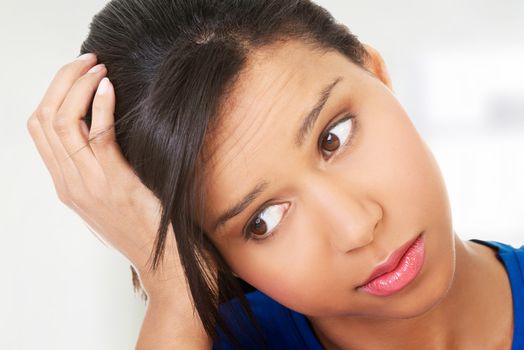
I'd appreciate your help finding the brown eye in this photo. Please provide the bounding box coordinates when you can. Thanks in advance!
[248,217,267,236]
[244,203,289,240]
[319,116,354,157]
[321,133,340,152]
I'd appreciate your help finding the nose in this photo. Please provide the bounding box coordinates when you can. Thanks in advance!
[304,172,380,254]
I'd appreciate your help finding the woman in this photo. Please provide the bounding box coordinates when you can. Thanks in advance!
[27,0,522,348]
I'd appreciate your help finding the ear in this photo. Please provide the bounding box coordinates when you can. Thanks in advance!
[362,43,393,91]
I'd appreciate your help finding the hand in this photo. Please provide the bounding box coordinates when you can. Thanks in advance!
[26,53,184,296]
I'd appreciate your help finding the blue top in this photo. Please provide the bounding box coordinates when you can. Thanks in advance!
[213,239,524,349]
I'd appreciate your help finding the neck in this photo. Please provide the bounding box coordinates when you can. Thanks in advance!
[309,233,513,350]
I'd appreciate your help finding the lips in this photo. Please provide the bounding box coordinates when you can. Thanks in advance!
[357,233,423,287]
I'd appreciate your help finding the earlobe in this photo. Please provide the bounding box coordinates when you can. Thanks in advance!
[362,43,393,91]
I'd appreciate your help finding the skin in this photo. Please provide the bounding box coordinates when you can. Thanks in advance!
[27,41,513,349]
[200,40,514,349]
[27,55,211,349]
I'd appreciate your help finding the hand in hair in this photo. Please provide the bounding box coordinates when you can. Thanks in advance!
[26,53,190,299]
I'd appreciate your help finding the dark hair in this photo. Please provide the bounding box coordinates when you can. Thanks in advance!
[80,0,369,346]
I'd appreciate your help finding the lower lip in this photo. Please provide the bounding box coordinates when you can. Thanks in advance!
[357,234,425,297]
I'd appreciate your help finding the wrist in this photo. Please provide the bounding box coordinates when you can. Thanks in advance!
[134,262,190,299]
[137,288,211,350]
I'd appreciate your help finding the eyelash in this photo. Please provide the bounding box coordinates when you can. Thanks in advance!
[241,113,359,242]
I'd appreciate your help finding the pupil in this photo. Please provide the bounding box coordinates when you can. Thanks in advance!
[251,218,267,235]
[323,133,340,151]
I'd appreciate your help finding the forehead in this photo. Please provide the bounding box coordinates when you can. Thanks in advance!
[200,40,358,233]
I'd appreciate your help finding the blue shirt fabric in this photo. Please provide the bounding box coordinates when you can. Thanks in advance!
[213,239,524,350]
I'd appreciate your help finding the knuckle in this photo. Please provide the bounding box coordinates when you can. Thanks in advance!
[56,63,73,78]
[53,115,70,135]
[74,70,93,86]
[56,60,86,81]
[36,105,54,123]
[26,115,39,133]
[67,186,86,206]
[58,61,78,75]
[56,190,71,205]
[92,103,104,115]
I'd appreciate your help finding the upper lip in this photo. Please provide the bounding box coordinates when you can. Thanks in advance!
[357,233,422,287]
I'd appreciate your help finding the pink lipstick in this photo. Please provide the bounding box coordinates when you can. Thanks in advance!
[357,233,425,296]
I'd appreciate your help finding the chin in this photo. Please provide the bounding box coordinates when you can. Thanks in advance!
[388,267,455,320]
[351,229,457,321]
[394,246,456,320]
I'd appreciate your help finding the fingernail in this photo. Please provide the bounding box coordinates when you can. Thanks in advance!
[88,64,105,73]
[97,77,110,95]
[76,53,96,61]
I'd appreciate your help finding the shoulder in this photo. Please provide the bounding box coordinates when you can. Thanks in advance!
[469,238,524,276]
[469,239,524,349]
[213,290,322,350]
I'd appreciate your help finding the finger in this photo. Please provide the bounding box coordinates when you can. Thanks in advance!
[26,115,70,204]
[35,54,99,199]
[90,77,136,185]
[27,115,112,245]
[54,63,107,179]
[40,53,98,114]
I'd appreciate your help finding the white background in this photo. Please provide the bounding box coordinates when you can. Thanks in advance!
[1,0,523,349]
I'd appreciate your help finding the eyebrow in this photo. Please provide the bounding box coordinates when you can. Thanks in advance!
[212,76,343,233]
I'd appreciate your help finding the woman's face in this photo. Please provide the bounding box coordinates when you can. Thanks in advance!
[200,40,455,319]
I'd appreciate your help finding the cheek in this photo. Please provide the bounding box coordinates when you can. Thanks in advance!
[357,92,452,226]
[229,245,312,300]
[224,233,349,316]
[352,95,456,313]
